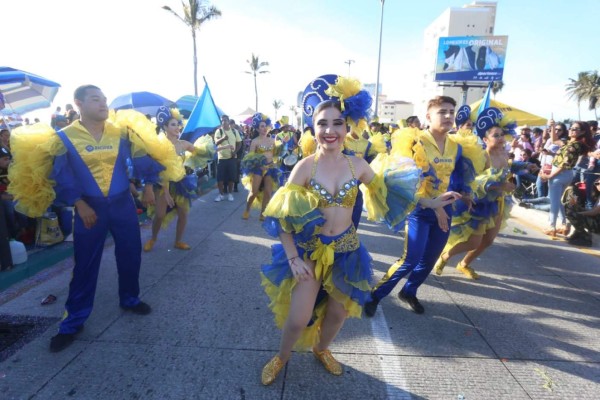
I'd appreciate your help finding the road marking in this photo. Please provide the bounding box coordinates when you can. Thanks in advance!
[370,308,412,400]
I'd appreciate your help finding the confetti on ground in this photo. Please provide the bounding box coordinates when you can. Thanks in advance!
[534,367,557,392]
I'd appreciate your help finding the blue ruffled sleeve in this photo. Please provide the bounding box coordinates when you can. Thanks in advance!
[449,145,475,195]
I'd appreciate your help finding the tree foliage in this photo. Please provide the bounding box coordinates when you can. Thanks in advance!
[163,0,222,96]
[245,54,270,111]
[566,70,600,120]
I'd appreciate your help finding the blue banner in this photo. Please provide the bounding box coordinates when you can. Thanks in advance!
[180,78,222,142]
[434,36,508,82]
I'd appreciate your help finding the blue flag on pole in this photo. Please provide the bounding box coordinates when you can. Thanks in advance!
[476,81,493,118]
[181,78,222,142]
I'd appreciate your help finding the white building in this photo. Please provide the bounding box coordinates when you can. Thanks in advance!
[379,100,415,124]
[418,1,498,117]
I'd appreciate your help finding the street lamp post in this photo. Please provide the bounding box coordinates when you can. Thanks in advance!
[374,0,385,118]
[345,59,355,76]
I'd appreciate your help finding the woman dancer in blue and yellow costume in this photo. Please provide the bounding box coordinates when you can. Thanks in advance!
[240,113,281,221]
[144,106,215,251]
[300,74,388,229]
[365,96,477,317]
[435,108,524,279]
[259,76,456,385]
[8,85,183,352]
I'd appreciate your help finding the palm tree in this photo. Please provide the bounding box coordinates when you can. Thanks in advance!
[566,71,592,120]
[289,105,299,127]
[583,70,600,119]
[163,0,222,96]
[272,100,283,120]
[245,54,269,111]
[492,81,504,98]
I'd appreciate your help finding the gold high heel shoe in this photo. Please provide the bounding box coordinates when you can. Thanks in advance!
[261,355,285,385]
[456,262,479,280]
[143,239,156,252]
[174,242,191,250]
[313,348,343,376]
[242,210,249,220]
[434,254,448,276]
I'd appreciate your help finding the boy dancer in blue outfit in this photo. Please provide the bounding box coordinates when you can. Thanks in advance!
[365,96,470,316]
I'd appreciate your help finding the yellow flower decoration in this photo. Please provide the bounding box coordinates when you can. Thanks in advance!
[324,77,362,112]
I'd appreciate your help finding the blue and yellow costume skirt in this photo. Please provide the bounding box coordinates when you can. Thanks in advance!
[241,155,281,209]
[261,224,373,350]
[445,196,510,250]
[147,174,198,229]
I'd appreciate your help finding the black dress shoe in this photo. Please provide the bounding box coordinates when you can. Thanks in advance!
[121,301,152,315]
[49,333,75,352]
[398,291,424,314]
[364,298,380,317]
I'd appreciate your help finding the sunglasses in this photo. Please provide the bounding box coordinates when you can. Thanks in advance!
[570,127,581,131]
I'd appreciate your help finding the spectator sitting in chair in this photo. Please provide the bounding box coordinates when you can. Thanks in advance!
[513,149,539,193]
[564,177,600,247]
[0,146,28,239]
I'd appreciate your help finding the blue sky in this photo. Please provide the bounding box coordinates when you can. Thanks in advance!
[5,0,599,124]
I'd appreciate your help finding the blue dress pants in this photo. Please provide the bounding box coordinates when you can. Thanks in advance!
[59,191,142,334]
[372,205,451,300]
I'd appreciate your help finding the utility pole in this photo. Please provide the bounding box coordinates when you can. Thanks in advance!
[374,0,385,118]
[344,59,355,76]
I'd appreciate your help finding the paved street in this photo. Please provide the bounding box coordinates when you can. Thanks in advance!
[0,189,599,399]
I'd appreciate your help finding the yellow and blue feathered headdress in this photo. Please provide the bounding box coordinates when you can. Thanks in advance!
[301,74,372,133]
[156,106,182,129]
[475,107,517,139]
[251,113,271,129]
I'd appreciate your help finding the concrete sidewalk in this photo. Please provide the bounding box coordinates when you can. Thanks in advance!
[1,190,599,399]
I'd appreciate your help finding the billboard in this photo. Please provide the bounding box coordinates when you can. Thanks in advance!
[434,35,508,82]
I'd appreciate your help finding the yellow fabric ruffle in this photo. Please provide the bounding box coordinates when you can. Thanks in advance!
[448,129,487,176]
[261,262,366,350]
[390,127,429,172]
[184,135,215,171]
[8,124,63,217]
[112,110,185,183]
[299,131,317,157]
[360,173,389,221]
[263,183,319,217]
[263,183,320,233]
[146,188,190,230]
[368,133,388,156]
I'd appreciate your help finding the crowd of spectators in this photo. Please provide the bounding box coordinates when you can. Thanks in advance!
[517,120,600,246]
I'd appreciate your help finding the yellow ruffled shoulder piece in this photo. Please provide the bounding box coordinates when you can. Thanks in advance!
[368,132,387,156]
[448,129,487,175]
[184,135,215,170]
[390,128,429,172]
[8,123,63,217]
[112,110,185,182]
[263,183,319,219]
[360,173,388,221]
[299,131,317,157]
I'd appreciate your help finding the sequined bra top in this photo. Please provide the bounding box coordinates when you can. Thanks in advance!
[309,154,358,208]
[256,142,274,154]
